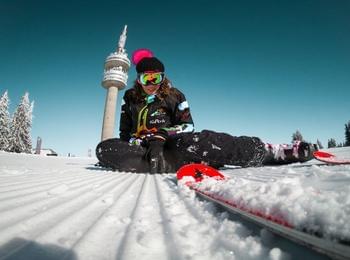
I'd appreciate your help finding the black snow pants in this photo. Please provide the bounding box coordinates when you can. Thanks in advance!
[96,130,267,173]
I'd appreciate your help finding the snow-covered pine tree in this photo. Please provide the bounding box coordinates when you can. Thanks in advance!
[0,90,11,151]
[327,138,336,148]
[8,92,34,153]
[345,121,350,147]
[316,139,323,149]
[292,130,304,142]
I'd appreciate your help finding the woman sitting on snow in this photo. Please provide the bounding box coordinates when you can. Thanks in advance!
[96,49,316,173]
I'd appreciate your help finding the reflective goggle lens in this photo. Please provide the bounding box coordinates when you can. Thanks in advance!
[139,72,164,85]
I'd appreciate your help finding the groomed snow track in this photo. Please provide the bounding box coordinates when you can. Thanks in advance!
[0,166,197,259]
[1,151,350,259]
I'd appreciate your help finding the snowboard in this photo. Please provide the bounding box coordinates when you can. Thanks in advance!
[176,163,350,260]
[313,151,350,165]
[176,163,226,182]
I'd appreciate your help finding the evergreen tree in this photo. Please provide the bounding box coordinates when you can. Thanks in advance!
[345,121,350,147]
[327,138,337,148]
[316,139,323,149]
[0,90,11,151]
[8,92,34,153]
[292,130,304,142]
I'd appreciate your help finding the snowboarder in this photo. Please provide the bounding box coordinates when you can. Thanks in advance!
[96,49,316,173]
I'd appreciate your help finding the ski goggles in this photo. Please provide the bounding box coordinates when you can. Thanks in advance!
[138,72,164,85]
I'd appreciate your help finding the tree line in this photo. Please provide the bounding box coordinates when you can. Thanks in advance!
[326,121,350,148]
[292,122,350,149]
[0,90,34,153]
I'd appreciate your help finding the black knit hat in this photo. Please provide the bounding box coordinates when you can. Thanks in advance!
[136,57,165,73]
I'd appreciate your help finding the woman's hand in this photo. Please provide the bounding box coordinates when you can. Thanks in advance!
[129,137,144,146]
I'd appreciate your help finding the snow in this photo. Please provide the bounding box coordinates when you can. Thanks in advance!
[0,148,349,259]
[188,147,350,243]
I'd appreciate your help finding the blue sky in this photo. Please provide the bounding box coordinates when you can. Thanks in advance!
[1,0,349,156]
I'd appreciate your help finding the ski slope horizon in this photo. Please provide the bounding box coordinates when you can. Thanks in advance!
[4,89,349,157]
[0,147,349,259]
[4,89,350,158]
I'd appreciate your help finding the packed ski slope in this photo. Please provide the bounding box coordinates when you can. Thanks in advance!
[0,148,349,260]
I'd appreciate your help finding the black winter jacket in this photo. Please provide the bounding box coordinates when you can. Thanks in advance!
[119,87,194,141]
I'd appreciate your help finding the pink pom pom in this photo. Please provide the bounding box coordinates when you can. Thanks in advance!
[131,48,154,65]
